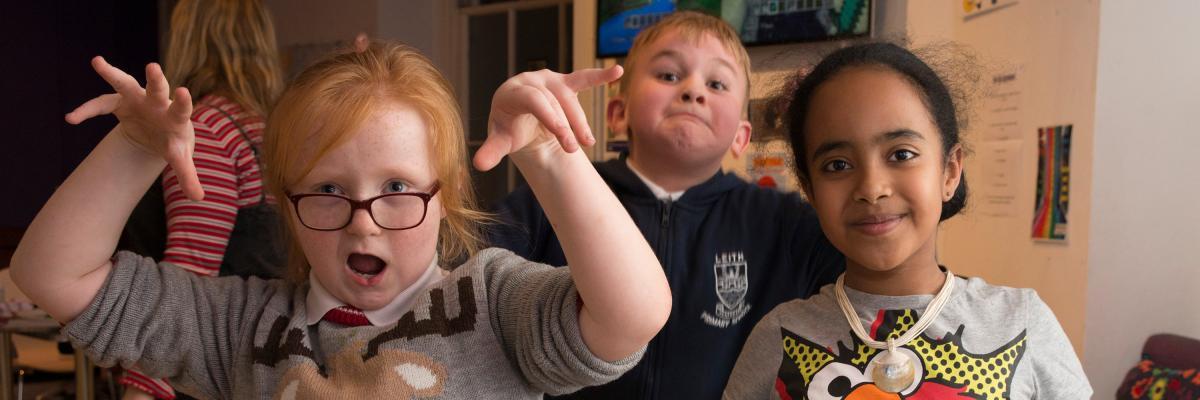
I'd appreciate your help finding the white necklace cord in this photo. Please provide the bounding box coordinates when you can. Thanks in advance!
[834,269,955,350]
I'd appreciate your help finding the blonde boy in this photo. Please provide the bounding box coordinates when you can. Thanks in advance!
[492,11,844,400]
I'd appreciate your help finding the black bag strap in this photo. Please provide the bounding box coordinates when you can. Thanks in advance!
[212,106,268,203]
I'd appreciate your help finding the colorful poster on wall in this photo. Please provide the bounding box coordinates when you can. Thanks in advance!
[746,151,790,191]
[962,0,1018,21]
[1031,124,1071,241]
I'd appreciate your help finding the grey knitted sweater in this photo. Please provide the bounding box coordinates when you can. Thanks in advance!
[64,248,642,399]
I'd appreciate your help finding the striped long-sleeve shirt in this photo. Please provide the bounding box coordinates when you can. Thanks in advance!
[122,94,273,399]
[162,94,272,277]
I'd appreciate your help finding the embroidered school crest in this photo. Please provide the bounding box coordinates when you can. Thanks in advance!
[701,251,751,328]
[775,309,1028,399]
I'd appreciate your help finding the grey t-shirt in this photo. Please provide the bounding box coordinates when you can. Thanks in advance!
[724,276,1091,399]
[64,248,641,399]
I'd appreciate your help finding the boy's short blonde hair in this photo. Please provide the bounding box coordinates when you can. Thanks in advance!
[164,0,282,116]
[619,10,752,107]
[263,41,490,281]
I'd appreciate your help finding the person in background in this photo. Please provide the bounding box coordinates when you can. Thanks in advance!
[116,0,284,398]
[490,11,844,399]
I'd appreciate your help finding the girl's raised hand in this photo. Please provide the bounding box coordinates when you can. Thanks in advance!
[474,65,623,172]
[65,56,203,201]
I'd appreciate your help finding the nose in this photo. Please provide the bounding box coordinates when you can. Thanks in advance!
[853,162,892,205]
[680,78,706,105]
[344,208,382,237]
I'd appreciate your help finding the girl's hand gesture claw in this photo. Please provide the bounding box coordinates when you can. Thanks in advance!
[474,65,623,171]
[65,56,204,201]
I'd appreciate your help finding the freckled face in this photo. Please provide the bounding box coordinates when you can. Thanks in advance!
[289,101,442,311]
[802,66,960,273]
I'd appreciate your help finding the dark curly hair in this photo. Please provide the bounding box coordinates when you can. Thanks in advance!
[785,42,967,221]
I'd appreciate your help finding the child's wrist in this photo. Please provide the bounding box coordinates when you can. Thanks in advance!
[509,138,566,169]
[112,124,163,162]
[510,143,588,182]
[104,126,169,177]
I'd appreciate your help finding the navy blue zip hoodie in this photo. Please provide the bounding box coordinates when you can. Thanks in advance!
[489,157,844,399]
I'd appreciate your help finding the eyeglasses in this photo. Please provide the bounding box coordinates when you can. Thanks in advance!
[286,183,440,231]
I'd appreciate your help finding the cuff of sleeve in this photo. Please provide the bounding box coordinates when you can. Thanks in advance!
[63,251,163,369]
[542,269,645,395]
[558,281,645,371]
[63,251,145,365]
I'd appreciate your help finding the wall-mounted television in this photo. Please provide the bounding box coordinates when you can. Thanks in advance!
[597,0,872,58]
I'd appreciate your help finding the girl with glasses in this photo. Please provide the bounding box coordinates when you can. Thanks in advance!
[11,41,670,399]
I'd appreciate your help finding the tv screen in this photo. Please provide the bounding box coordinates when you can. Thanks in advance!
[597,0,872,58]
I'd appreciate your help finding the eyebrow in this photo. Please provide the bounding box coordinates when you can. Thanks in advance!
[647,49,738,75]
[809,129,926,160]
[648,49,683,64]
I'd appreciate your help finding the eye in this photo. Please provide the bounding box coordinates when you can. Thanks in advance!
[707,80,728,91]
[807,362,868,400]
[889,149,918,162]
[315,184,342,194]
[385,181,409,193]
[657,72,679,83]
[822,159,852,173]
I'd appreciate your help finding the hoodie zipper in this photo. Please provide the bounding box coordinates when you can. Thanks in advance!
[646,199,673,398]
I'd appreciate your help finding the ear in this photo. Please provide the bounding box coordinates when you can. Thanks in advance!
[942,144,964,202]
[606,95,629,140]
[728,119,753,159]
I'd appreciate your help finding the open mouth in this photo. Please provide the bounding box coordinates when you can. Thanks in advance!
[347,253,386,280]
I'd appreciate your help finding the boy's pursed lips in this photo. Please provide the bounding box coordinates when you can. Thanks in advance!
[666,109,709,123]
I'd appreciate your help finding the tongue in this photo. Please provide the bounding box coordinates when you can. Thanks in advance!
[347,254,385,275]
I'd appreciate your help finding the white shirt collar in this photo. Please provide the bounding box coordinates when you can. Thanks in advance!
[626,159,686,201]
[305,255,445,326]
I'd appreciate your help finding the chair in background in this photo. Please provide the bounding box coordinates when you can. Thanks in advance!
[1116,333,1200,399]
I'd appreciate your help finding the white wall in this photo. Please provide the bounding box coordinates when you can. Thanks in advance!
[1084,1,1200,396]
[905,1,1100,355]
[266,0,463,99]
[376,1,437,59]
[376,0,462,83]
[266,0,376,48]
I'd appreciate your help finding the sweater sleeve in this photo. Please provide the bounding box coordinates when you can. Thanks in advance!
[723,308,785,399]
[63,251,277,400]
[480,248,643,395]
[1024,290,1093,399]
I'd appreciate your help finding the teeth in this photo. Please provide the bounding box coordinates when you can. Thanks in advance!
[355,271,378,278]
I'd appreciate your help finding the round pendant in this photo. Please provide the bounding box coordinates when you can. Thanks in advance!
[870,350,915,393]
